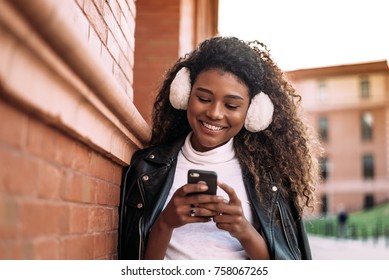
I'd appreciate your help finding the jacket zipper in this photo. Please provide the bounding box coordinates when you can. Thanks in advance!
[138,216,144,259]
[277,202,299,259]
[137,178,146,259]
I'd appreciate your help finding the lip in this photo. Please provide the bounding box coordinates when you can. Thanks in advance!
[199,121,226,133]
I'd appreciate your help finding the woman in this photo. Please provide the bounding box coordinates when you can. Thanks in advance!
[118,36,320,260]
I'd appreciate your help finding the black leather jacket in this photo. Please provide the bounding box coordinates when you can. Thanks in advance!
[118,138,312,260]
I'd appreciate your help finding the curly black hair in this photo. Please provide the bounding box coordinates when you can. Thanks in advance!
[149,36,321,215]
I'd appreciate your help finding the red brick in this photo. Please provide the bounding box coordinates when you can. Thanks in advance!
[20,201,68,237]
[61,172,96,204]
[111,186,121,207]
[88,207,113,232]
[100,46,114,74]
[0,148,39,196]
[112,205,119,229]
[37,162,62,199]
[108,0,122,22]
[69,205,89,234]
[107,231,118,255]
[0,197,20,239]
[103,2,117,34]
[33,238,61,259]
[107,30,120,62]
[71,142,91,174]
[0,241,22,259]
[113,62,127,92]
[119,50,133,83]
[95,180,110,205]
[52,132,76,169]
[84,0,108,43]
[128,0,136,18]
[61,235,94,259]
[114,19,128,53]
[89,152,114,182]
[93,232,107,258]
[93,0,104,14]
[26,119,57,162]
[94,180,120,207]
[0,100,28,149]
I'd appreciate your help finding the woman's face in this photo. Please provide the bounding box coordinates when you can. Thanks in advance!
[187,69,250,152]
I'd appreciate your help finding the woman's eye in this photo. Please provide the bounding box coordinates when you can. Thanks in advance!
[198,97,210,103]
[226,104,239,110]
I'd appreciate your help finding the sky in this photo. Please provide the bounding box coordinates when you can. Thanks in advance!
[218,0,389,71]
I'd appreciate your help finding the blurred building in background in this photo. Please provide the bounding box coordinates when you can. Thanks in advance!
[0,0,218,259]
[287,60,389,215]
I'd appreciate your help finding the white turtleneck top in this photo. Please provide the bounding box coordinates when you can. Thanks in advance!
[163,132,254,260]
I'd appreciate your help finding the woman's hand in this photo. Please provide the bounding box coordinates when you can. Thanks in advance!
[158,183,223,230]
[200,181,270,259]
[144,183,223,259]
[202,181,251,240]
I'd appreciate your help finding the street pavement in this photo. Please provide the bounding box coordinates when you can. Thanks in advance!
[308,235,389,259]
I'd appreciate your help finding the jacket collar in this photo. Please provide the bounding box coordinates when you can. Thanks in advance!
[143,137,186,165]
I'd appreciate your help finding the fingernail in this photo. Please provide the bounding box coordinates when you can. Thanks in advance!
[217,196,224,201]
[200,184,208,190]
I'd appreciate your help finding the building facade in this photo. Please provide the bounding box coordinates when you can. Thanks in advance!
[287,60,389,215]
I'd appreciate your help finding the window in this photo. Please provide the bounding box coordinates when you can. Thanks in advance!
[321,195,328,214]
[320,157,330,181]
[360,78,370,98]
[317,81,327,101]
[364,194,375,209]
[362,154,374,179]
[318,116,328,141]
[361,112,373,140]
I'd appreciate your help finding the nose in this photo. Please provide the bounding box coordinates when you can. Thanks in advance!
[205,102,223,120]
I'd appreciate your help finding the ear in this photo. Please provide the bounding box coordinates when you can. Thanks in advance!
[244,92,274,132]
[169,67,191,109]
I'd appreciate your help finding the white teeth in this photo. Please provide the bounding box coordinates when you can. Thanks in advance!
[203,122,223,131]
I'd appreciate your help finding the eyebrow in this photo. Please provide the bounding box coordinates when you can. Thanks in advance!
[195,87,245,101]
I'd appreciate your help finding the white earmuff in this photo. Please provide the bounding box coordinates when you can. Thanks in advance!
[169,67,191,109]
[244,92,274,132]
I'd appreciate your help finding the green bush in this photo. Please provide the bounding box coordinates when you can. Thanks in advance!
[305,203,389,238]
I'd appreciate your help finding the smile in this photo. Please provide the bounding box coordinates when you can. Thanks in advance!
[201,121,224,131]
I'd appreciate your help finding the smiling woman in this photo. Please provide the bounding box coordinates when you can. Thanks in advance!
[118,36,321,260]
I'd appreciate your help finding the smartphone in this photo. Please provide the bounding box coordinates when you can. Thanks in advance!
[187,169,217,195]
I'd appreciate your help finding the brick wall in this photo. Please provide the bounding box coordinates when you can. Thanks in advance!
[80,0,137,99]
[0,99,122,259]
[133,0,182,124]
[0,0,147,259]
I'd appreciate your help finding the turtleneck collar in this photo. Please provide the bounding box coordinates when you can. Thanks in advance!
[181,132,236,165]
